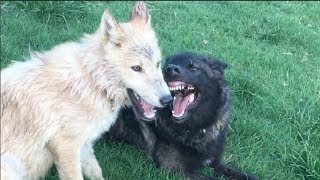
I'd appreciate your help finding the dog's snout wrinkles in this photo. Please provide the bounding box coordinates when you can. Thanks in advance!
[160,95,173,106]
[166,64,181,77]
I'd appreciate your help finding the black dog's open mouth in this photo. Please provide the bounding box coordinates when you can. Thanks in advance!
[127,89,156,121]
[167,81,200,119]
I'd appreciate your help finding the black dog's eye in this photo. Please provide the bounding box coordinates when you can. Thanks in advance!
[188,59,197,71]
[131,65,142,72]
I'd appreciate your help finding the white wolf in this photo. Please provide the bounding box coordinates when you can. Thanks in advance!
[1,1,172,180]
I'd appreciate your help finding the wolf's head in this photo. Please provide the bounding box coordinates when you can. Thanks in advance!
[94,2,172,121]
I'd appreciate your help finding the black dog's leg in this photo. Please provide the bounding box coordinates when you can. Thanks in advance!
[103,108,149,152]
[185,171,218,180]
[152,143,217,180]
[209,163,258,180]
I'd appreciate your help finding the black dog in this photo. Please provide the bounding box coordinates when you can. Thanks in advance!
[104,52,258,180]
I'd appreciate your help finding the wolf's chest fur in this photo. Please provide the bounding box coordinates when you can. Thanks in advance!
[88,104,124,143]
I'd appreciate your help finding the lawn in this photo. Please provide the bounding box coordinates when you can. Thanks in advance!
[1,1,319,180]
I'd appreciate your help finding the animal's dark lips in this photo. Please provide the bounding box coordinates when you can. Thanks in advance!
[127,89,156,121]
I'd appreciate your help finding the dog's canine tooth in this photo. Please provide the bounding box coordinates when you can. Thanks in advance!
[189,93,195,103]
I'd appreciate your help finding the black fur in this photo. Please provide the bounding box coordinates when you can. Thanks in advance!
[104,52,258,180]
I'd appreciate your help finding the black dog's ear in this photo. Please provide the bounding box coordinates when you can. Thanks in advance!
[206,57,228,75]
[162,55,172,71]
[219,60,228,69]
[216,60,228,72]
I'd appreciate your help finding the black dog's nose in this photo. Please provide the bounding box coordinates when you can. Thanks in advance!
[166,64,181,77]
[160,95,173,106]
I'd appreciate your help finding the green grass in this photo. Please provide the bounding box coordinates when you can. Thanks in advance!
[1,1,320,179]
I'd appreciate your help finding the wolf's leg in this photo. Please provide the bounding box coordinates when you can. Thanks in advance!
[48,137,83,180]
[1,153,25,180]
[210,162,258,180]
[81,143,104,180]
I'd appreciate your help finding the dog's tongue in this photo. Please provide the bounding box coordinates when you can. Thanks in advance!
[172,93,193,117]
[140,98,155,118]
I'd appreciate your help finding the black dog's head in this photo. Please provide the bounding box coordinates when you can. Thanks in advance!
[161,52,228,125]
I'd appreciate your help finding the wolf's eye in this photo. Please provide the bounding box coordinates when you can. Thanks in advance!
[131,65,142,72]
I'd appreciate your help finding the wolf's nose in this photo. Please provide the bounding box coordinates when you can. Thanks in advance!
[160,95,173,106]
[166,64,181,77]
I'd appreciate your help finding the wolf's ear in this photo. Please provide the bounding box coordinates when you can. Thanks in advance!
[100,10,124,46]
[131,1,151,26]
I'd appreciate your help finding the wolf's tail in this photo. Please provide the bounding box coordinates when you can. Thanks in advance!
[1,153,25,180]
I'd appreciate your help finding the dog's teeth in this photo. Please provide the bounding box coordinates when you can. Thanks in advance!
[189,93,195,103]
[178,86,182,90]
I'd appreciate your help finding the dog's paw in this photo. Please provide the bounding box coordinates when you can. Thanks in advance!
[245,174,259,180]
